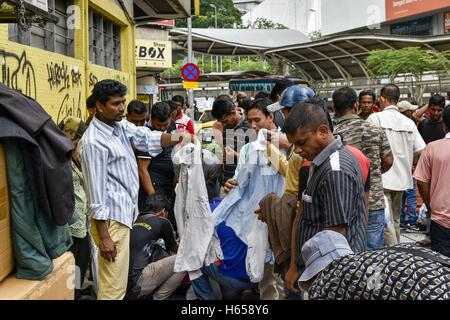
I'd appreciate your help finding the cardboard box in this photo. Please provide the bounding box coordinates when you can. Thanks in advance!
[0,252,75,300]
[0,144,13,283]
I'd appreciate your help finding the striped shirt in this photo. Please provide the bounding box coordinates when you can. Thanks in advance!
[296,136,367,269]
[79,116,163,229]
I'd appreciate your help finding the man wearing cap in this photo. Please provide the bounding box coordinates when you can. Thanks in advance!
[414,106,450,258]
[397,100,421,232]
[368,84,426,247]
[58,116,90,299]
[298,230,450,300]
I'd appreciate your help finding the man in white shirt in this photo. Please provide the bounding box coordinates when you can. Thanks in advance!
[79,80,192,300]
[368,84,426,246]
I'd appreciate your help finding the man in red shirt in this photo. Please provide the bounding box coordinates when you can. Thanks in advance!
[172,95,195,135]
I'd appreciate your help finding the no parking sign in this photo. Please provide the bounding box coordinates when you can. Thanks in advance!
[181,63,201,82]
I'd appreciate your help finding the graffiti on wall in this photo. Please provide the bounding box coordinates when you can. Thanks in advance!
[0,50,37,100]
[46,62,84,123]
[56,91,82,124]
[88,72,98,89]
[0,47,86,122]
[0,46,132,123]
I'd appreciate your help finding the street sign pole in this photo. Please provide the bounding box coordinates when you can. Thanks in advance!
[187,16,194,107]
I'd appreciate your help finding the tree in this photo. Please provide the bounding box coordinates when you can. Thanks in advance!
[161,56,277,79]
[366,47,450,101]
[247,18,287,29]
[175,0,243,28]
[307,30,323,41]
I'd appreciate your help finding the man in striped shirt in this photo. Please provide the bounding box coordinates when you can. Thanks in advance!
[283,102,367,291]
[79,80,191,300]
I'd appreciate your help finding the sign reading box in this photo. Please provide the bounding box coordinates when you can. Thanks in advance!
[136,40,172,69]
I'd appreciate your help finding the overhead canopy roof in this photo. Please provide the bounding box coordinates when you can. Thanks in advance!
[133,0,191,22]
[170,30,450,83]
[265,34,450,83]
[170,28,311,55]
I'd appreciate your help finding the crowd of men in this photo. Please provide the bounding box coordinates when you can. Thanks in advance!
[60,78,450,300]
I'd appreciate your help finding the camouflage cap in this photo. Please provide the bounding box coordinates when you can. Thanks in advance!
[58,116,87,140]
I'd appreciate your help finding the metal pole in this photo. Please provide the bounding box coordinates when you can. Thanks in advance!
[210,4,217,28]
[187,16,194,107]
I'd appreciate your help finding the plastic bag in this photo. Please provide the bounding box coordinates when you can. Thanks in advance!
[245,219,269,283]
[384,195,391,226]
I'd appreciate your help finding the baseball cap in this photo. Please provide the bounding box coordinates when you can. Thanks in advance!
[397,100,418,113]
[58,116,87,140]
[267,85,315,113]
[298,230,354,283]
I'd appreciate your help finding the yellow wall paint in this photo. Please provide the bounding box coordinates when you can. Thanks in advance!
[0,39,86,123]
[0,0,136,122]
[87,64,133,101]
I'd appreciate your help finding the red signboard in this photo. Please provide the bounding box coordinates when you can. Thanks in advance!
[147,20,175,27]
[386,0,450,21]
[181,63,201,82]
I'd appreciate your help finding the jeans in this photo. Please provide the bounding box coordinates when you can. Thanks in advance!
[367,209,385,250]
[400,183,417,225]
[192,263,256,300]
[430,220,450,258]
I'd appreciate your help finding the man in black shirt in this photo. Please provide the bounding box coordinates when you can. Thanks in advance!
[137,102,177,226]
[418,94,446,144]
[211,96,254,187]
[283,102,367,282]
[126,194,185,300]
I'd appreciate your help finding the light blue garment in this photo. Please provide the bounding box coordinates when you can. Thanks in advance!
[212,138,285,280]
[214,140,285,239]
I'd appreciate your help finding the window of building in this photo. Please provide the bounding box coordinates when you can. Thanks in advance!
[445,12,450,34]
[89,9,121,70]
[391,16,433,36]
[8,0,74,57]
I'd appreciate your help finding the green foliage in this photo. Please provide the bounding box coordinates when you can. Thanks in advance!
[176,0,243,28]
[366,47,450,81]
[307,30,323,41]
[161,56,277,79]
[246,18,288,29]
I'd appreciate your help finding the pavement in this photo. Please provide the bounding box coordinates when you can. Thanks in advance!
[400,229,428,244]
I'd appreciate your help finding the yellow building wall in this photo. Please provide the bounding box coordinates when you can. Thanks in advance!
[0,0,136,123]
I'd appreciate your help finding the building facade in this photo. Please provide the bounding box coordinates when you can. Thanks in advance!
[135,22,173,108]
[0,0,136,122]
[321,0,450,37]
